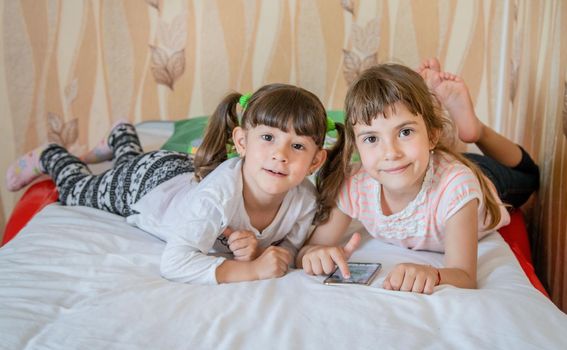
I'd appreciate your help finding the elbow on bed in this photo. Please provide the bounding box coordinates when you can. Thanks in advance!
[159,262,191,284]
[159,252,221,285]
[159,263,180,282]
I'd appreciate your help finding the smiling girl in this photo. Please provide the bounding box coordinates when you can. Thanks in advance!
[6,83,346,284]
[298,63,538,294]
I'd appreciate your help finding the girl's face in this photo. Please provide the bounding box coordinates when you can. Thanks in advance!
[233,124,326,199]
[353,102,436,199]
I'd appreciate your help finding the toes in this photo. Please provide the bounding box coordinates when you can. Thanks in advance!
[419,58,442,73]
[429,58,441,72]
[440,72,464,83]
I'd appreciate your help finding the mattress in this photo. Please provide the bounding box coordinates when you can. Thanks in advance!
[0,203,566,349]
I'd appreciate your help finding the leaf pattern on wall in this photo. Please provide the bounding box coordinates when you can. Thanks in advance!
[150,46,186,90]
[342,49,378,84]
[342,18,380,84]
[150,15,187,90]
[65,78,78,108]
[352,19,380,56]
[47,113,78,147]
[341,0,355,15]
[145,0,160,12]
[343,49,361,84]
[158,14,187,53]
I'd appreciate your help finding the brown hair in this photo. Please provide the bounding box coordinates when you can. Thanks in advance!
[192,83,347,224]
[342,63,502,230]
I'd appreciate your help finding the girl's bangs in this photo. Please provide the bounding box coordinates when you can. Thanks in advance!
[348,79,406,126]
[246,89,326,146]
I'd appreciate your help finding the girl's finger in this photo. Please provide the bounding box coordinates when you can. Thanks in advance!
[227,231,253,244]
[321,253,337,275]
[303,258,313,275]
[310,258,324,275]
[229,238,251,252]
[388,269,404,290]
[423,276,437,295]
[329,249,350,278]
[412,274,427,293]
[400,270,416,292]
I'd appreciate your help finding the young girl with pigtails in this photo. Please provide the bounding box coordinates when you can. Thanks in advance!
[297,61,539,294]
[6,83,348,285]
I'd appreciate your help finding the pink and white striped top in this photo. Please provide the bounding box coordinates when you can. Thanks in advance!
[337,154,510,252]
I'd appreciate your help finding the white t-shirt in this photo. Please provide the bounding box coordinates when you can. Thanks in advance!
[127,158,317,285]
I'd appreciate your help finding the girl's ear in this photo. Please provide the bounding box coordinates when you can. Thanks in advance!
[430,128,441,150]
[309,149,327,174]
[232,127,247,157]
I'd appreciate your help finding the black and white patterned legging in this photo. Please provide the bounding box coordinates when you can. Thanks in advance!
[39,123,194,217]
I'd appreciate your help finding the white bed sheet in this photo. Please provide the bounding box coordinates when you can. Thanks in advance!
[1,204,566,350]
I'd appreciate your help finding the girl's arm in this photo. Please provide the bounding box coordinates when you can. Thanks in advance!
[383,200,479,293]
[439,199,478,288]
[296,207,360,278]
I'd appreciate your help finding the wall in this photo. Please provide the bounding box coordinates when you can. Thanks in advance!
[1,0,566,311]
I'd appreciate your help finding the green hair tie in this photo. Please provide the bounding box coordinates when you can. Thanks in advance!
[239,93,252,109]
[226,142,239,159]
[326,117,336,132]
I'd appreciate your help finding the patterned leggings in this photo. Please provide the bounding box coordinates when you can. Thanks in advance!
[40,123,194,217]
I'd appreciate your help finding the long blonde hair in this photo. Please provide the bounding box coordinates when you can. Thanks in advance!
[342,63,502,230]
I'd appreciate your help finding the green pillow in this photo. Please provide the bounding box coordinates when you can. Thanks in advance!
[161,116,209,153]
[160,111,352,157]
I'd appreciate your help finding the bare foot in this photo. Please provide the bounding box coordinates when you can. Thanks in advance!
[6,144,49,191]
[417,58,443,91]
[433,72,482,143]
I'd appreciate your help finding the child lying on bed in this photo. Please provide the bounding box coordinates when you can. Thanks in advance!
[6,83,347,285]
[297,60,540,294]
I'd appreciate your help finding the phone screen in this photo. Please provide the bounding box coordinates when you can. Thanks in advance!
[324,262,382,285]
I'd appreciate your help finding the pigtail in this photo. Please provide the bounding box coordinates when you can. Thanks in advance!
[435,145,503,230]
[314,122,352,225]
[193,93,241,181]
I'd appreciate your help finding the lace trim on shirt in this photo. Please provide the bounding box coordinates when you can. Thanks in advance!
[373,157,436,239]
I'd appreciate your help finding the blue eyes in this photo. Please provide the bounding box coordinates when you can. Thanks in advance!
[400,128,413,137]
[261,134,273,142]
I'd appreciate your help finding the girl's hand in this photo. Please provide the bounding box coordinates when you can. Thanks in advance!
[252,246,292,280]
[301,233,361,278]
[224,228,260,261]
[383,263,440,295]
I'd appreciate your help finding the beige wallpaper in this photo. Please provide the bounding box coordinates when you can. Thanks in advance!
[0,0,566,311]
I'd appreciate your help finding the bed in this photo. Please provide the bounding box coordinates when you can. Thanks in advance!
[1,122,566,349]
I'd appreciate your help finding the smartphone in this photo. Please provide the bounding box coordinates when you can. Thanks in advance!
[324,262,382,285]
